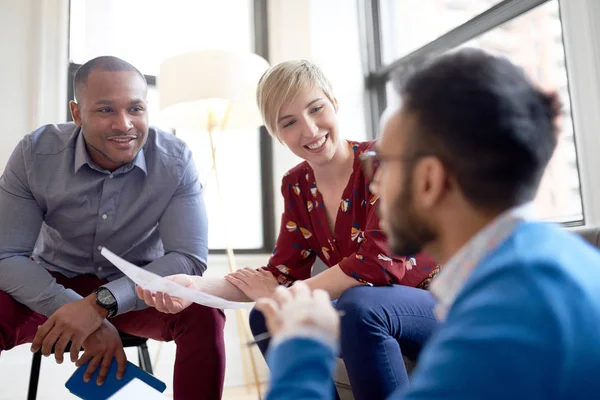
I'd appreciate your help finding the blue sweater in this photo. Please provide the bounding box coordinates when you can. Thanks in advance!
[266,223,600,399]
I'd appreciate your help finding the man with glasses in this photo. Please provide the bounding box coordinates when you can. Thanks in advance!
[256,48,600,399]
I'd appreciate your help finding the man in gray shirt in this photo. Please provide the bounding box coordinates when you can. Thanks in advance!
[0,56,225,400]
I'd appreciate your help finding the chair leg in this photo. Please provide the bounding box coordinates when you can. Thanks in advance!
[28,352,42,400]
[138,343,153,374]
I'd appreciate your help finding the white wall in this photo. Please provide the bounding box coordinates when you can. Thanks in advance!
[0,1,33,167]
[0,0,69,172]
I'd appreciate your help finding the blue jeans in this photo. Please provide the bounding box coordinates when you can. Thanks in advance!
[249,284,438,400]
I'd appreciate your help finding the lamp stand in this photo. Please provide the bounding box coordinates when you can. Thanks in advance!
[206,108,263,399]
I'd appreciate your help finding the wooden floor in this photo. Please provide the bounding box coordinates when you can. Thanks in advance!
[160,384,268,399]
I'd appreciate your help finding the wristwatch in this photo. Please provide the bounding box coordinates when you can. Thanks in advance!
[94,287,118,318]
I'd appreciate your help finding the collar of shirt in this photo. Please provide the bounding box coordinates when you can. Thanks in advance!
[73,128,148,175]
[429,202,537,321]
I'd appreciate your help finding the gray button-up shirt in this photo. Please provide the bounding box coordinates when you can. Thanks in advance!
[0,123,208,317]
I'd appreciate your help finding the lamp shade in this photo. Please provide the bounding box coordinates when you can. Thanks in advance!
[157,50,270,131]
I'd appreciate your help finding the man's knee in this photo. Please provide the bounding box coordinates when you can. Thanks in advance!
[0,290,45,351]
[177,304,226,337]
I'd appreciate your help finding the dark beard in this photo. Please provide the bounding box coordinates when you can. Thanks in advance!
[387,173,437,257]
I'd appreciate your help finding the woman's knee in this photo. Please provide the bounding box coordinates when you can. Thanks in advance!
[248,307,267,336]
[337,286,381,325]
[337,285,436,330]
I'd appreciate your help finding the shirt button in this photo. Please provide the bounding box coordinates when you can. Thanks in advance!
[98,267,103,272]
[102,214,108,220]
[97,246,102,251]
[108,174,113,179]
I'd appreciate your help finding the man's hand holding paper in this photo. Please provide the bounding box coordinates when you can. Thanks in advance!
[136,275,194,314]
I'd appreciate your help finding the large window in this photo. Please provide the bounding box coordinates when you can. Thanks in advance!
[362,0,583,224]
[379,0,505,62]
[68,0,275,252]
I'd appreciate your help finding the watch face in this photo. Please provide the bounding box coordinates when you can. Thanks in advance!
[97,289,115,305]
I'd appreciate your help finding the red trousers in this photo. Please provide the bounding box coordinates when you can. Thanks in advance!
[0,273,226,400]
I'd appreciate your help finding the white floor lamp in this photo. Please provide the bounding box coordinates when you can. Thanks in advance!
[158,50,270,398]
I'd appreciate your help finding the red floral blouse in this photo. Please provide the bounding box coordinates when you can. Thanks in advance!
[264,140,437,288]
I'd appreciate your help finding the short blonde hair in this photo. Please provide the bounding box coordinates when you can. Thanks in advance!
[256,60,335,139]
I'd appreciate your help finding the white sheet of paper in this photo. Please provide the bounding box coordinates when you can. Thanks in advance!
[107,378,167,400]
[100,247,252,309]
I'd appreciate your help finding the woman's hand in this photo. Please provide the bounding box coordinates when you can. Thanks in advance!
[225,267,279,301]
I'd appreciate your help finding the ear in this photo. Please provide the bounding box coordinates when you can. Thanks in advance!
[69,101,82,126]
[412,157,448,211]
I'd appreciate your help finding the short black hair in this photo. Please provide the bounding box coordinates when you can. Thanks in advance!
[397,47,561,211]
[73,56,146,102]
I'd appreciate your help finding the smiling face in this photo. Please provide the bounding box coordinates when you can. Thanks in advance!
[275,86,341,166]
[70,69,149,171]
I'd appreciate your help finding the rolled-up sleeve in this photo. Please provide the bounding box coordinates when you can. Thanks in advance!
[0,138,82,317]
[103,153,209,315]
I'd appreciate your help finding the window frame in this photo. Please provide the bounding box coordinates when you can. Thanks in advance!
[65,0,276,254]
[358,0,586,227]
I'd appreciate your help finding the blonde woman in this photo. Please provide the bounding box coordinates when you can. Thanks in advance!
[228,60,440,400]
[138,60,439,400]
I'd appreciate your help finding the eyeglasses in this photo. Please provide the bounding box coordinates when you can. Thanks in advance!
[359,150,424,181]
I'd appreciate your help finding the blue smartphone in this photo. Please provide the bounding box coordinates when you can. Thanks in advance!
[65,358,166,399]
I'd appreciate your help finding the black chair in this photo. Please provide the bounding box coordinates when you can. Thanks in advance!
[27,332,153,400]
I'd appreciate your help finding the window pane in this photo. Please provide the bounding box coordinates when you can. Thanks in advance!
[386,0,583,223]
[380,0,505,62]
[69,0,253,75]
[460,0,582,222]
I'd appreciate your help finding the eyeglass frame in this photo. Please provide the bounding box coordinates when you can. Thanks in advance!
[359,149,430,182]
